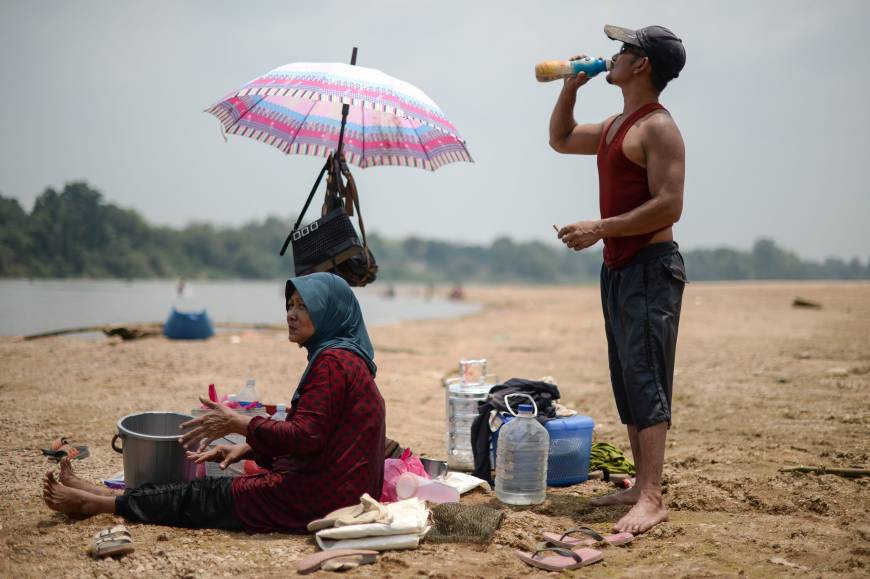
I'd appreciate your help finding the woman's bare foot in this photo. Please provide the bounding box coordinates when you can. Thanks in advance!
[43,471,89,517]
[59,458,120,497]
[43,471,116,518]
[589,485,640,506]
[613,493,668,534]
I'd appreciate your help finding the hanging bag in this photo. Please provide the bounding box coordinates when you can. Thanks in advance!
[279,153,378,286]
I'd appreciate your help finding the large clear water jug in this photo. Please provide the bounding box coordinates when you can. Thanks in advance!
[445,359,496,471]
[495,396,549,505]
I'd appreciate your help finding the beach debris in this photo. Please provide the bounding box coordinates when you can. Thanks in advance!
[769,557,809,571]
[826,367,850,376]
[23,324,162,340]
[780,465,870,478]
[792,297,821,309]
[103,326,161,341]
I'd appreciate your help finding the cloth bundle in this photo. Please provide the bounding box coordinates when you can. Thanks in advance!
[315,497,430,552]
[471,378,563,483]
[588,442,636,475]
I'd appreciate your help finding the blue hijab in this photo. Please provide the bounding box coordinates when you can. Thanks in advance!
[285,273,376,401]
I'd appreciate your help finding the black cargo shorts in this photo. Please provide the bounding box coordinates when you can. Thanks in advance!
[600,241,687,429]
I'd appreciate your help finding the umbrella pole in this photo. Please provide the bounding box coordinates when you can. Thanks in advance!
[280,47,357,258]
[334,47,358,160]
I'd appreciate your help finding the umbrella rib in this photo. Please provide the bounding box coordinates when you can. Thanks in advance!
[410,121,434,171]
[226,94,267,131]
[283,98,320,154]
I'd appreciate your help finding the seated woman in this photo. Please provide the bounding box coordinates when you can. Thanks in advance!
[43,272,386,533]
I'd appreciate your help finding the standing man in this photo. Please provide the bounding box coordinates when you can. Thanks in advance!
[550,25,687,535]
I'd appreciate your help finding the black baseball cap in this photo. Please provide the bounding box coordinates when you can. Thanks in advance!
[604,24,686,82]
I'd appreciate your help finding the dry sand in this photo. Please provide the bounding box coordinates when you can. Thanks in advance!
[1,282,869,577]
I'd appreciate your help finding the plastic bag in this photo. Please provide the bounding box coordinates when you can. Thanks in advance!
[381,448,430,503]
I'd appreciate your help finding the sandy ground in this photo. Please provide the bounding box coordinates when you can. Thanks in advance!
[1,282,869,578]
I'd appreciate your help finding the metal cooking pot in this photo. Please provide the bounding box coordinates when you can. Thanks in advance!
[112,411,198,488]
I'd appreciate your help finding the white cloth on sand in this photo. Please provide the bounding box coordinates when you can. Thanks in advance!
[315,498,430,552]
[439,471,491,494]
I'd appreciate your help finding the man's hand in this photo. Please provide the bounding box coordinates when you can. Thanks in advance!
[186,443,250,470]
[562,54,591,93]
[178,398,250,449]
[558,220,604,251]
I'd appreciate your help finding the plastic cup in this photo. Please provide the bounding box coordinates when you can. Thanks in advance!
[395,472,459,504]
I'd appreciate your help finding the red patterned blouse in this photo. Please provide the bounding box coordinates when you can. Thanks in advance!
[230,348,385,533]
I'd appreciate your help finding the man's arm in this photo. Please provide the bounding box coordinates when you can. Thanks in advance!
[549,71,609,155]
[558,115,685,250]
[600,115,685,237]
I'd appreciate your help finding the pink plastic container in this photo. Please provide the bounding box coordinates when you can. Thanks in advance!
[395,472,459,504]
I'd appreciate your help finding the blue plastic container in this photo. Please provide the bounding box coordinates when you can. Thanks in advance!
[492,414,595,486]
[163,308,214,340]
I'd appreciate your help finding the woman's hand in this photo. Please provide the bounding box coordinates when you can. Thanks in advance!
[186,443,250,470]
[178,398,251,449]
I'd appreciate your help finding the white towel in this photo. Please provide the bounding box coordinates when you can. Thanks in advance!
[440,471,491,495]
[315,532,423,552]
[315,498,428,540]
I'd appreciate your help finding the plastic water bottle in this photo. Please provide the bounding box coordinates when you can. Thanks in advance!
[535,57,612,82]
[495,403,549,505]
[237,379,259,406]
[271,404,287,421]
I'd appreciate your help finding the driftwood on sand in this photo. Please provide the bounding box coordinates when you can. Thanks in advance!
[22,322,285,341]
[780,465,870,478]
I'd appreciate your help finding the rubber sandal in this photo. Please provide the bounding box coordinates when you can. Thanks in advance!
[51,436,71,451]
[93,525,131,541]
[543,526,634,548]
[515,544,603,571]
[296,549,378,575]
[321,555,371,572]
[42,437,90,462]
[88,527,135,559]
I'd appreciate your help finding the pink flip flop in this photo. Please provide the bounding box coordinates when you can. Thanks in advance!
[296,549,378,575]
[543,526,634,548]
[515,545,603,571]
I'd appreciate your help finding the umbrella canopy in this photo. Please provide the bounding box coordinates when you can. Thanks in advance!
[206,62,472,171]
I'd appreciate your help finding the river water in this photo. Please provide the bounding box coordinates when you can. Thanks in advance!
[0,279,480,336]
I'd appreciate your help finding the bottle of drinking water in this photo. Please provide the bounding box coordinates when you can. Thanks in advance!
[535,57,612,82]
[237,379,259,407]
[495,403,549,505]
[271,404,287,421]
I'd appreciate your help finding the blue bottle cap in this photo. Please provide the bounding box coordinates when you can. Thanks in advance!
[518,403,534,413]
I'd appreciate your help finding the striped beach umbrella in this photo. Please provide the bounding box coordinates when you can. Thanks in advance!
[206,61,472,171]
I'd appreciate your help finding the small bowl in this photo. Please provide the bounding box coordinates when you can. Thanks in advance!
[420,457,449,480]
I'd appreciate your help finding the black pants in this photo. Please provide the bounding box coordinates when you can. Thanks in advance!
[115,477,243,530]
[600,242,687,429]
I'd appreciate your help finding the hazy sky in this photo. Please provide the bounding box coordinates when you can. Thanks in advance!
[1,1,868,261]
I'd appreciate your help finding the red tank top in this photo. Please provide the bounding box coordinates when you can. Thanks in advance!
[597,102,666,269]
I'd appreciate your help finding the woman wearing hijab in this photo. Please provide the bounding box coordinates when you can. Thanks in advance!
[42,273,386,533]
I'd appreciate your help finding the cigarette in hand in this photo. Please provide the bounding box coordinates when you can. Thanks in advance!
[552,224,560,234]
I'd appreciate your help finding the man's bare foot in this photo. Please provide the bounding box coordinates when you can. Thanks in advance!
[589,485,640,506]
[43,471,90,518]
[613,493,668,534]
[58,458,120,496]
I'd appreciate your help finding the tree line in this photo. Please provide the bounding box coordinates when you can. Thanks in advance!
[1,183,867,282]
